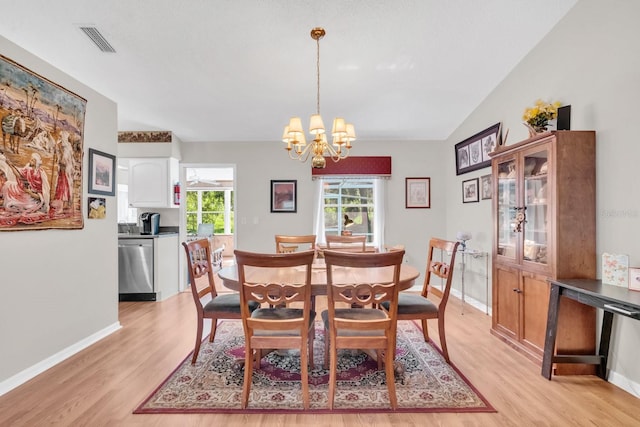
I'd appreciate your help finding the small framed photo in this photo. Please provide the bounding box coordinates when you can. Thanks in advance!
[480,174,492,200]
[271,180,297,213]
[462,178,479,203]
[455,122,501,175]
[87,197,106,219]
[629,268,640,292]
[405,177,431,208]
[88,149,116,196]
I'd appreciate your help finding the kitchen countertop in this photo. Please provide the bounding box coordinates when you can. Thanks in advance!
[118,232,179,239]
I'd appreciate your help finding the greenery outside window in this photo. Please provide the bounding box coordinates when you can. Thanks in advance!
[186,189,234,235]
[316,178,384,246]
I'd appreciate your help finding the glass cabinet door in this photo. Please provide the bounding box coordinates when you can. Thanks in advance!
[522,149,549,265]
[496,158,517,261]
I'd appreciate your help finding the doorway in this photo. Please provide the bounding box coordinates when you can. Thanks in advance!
[179,164,235,290]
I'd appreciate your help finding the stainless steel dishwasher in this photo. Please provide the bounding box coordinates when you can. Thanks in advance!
[118,238,155,301]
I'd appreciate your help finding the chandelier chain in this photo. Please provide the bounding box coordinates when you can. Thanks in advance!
[316,36,321,115]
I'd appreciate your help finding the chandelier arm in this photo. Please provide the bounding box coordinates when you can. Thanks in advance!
[287,142,314,162]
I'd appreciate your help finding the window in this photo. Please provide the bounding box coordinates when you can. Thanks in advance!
[186,189,234,235]
[314,178,385,247]
[117,184,138,223]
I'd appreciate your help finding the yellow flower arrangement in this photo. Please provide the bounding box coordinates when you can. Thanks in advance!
[522,99,561,132]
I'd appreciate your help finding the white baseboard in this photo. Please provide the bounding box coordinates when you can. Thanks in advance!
[0,322,122,397]
[608,369,640,398]
[449,288,492,316]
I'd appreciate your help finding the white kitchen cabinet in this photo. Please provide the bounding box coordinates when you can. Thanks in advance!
[128,158,179,208]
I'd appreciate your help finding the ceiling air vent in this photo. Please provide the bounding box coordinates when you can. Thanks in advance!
[78,26,116,53]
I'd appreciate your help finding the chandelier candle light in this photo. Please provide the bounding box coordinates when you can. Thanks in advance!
[282,27,356,169]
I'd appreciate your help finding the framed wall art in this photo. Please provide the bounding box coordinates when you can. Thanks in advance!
[0,54,86,231]
[462,178,479,203]
[270,180,297,213]
[88,149,116,196]
[88,197,106,219]
[455,122,501,175]
[480,174,492,200]
[405,177,431,208]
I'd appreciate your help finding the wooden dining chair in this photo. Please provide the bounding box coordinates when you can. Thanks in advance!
[234,249,316,410]
[325,234,366,252]
[182,239,259,364]
[383,237,459,363]
[321,249,405,410]
[274,234,317,254]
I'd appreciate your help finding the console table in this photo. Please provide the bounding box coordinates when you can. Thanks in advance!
[542,278,640,380]
[458,249,489,315]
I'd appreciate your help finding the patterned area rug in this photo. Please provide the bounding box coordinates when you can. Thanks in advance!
[135,320,495,414]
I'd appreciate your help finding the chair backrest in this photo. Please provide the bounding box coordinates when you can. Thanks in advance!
[182,238,219,312]
[423,238,460,305]
[323,249,405,332]
[234,249,316,334]
[275,234,317,254]
[325,234,366,252]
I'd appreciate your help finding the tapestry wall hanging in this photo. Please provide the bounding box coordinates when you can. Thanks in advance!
[0,54,86,230]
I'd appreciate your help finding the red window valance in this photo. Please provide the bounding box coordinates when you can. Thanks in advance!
[310,156,392,177]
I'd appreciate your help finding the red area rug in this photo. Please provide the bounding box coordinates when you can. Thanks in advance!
[135,320,495,414]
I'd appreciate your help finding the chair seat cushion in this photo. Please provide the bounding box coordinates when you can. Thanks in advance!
[381,293,438,315]
[203,293,259,314]
[251,308,316,336]
[320,308,387,336]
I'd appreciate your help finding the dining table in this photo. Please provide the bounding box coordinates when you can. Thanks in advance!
[217,259,420,296]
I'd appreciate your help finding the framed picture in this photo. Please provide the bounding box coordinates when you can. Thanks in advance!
[88,149,116,196]
[405,177,431,208]
[629,268,640,292]
[462,178,479,203]
[480,174,492,200]
[455,122,501,175]
[271,180,297,213]
[87,197,106,219]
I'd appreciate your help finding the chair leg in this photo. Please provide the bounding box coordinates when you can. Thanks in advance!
[438,317,450,363]
[385,341,398,410]
[191,316,204,364]
[328,338,338,410]
[209,318,218,342]
[421,319,429,342]
[300,337,310,410]
[308,323,316,370]
[323,327,330,370]
[242,346,254,409]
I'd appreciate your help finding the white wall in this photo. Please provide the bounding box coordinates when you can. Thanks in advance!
[444,0,640,395]
[180,139,446,273]
[0,36,119,392]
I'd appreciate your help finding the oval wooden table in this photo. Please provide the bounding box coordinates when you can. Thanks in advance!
[217,261,421,295]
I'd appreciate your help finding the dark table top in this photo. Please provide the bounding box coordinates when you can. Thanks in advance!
[550,278,640,310]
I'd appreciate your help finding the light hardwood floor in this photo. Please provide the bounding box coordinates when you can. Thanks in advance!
[1,291,638,426]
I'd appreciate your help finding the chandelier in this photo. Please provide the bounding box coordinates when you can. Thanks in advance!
[282,27,356,169]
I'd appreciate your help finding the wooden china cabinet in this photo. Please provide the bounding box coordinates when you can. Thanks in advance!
[489,131,596,373]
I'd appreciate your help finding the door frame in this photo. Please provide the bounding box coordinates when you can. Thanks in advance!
[179,163,237,291]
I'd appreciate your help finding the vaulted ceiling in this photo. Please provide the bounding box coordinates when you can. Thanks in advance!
[1,0,577,143]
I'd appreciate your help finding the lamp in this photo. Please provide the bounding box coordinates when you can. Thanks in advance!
[342,214,354,236]
[456,231,472,251]
[282,27,356,169]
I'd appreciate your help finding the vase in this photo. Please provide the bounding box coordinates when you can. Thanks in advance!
[524,122,546,137]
